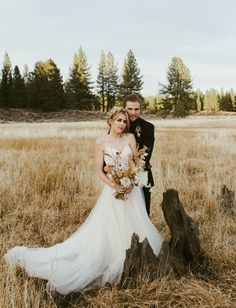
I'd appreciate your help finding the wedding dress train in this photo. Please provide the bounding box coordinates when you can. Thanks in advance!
[3,145,163,295]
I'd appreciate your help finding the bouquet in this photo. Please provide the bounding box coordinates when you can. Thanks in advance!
[104,146,149,200]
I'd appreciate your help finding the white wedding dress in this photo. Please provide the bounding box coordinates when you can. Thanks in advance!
[3,144,163,295]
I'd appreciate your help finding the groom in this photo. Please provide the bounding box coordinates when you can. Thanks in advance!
[123,94,155,216]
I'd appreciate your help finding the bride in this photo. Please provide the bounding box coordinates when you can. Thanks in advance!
[3,107,163,295]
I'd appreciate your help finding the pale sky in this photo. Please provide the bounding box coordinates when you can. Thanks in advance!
[0,0,236,95]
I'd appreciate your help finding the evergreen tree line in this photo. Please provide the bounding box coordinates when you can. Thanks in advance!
[0,48,142,112]
[0,50,235,115]
[146,57,236,116]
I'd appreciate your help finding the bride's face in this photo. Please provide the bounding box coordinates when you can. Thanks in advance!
[110,113,127,134]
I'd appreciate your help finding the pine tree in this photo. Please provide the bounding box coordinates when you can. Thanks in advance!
[48,59,65,110]
[0,52,12,107]
[22,64,30,107]
[219,88,225,110]
[65,47,95,110]
[105,52,119,111]
[96,51,106,111]
[219,89,233,111]
[22,64,30,83]
[146,96,157,113]
[229,88,236,111]
[97,51,119,112]
[196,90,204,111]
[203,89,220,111]
[160,57,193,117]
[119,50,143,99]
[28,59,64,111]
[224,93,233,111]
[12,66,27,108]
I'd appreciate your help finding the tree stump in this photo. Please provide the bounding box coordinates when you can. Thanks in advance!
[217,184,235,215]
[161,189,201,275]
[120,189,201,287]
[119,234,170,288]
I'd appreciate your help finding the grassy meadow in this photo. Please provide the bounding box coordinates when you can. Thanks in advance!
[1,117,236,307]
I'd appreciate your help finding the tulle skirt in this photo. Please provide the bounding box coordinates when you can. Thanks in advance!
[3,185,163,295]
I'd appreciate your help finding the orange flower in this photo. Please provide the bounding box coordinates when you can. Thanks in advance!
[116,171,124,178]
[104,165,113,174]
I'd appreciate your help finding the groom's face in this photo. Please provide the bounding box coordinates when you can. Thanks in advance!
[125,101,141,122]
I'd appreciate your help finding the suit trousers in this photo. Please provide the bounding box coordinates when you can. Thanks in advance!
[143,186,151,216]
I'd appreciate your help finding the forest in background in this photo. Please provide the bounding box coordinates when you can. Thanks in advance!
[0,48,236,117]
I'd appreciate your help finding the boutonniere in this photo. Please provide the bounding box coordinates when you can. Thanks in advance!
[135,125,142,137]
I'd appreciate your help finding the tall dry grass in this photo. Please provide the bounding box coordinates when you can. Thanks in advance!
[1,118,236,307]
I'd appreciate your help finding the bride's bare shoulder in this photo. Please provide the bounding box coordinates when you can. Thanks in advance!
[125,133,135,142]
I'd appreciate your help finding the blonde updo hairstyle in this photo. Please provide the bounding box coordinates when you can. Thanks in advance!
[107,107,130,133]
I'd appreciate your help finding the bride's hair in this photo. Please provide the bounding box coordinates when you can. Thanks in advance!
[107,107,130,133]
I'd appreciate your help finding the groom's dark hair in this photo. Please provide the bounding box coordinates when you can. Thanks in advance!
[122,94,143,108]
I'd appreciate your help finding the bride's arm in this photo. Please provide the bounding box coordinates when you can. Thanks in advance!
[95,138,125,192]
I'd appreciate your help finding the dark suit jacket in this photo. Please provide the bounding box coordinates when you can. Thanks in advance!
[129,117,155,186]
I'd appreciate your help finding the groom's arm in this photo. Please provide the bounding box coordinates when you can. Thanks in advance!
[142,122,155,168]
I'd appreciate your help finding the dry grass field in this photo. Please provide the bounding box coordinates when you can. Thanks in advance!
[1,117,236,307]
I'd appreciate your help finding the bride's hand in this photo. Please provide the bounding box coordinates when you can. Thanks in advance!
[124,186,133,194]
[117,186,127,193]
[112,183,126,193]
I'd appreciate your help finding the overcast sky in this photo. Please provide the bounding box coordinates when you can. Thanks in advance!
[0,0,236,95]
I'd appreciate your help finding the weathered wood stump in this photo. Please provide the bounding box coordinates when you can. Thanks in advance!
[119,234,169,288]
[217,184,235,215]
[162,189,201,275]
[120,189,201,288]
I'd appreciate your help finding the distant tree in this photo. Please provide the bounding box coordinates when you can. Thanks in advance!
[196,89,204,111]
[28,59,64,111]
[22,64,30,84]
[229,88,236,111]
[65,47,95,110]
[203,89,220,111]
[160,57,193,117]
[219,88,225,110]
[219,88,233,111]
[119,50,143,99]
[47,60,65,110]
[145,94,162,113]
[96,50,106,111]
[0,52,12,107]
[22,64,30,107]
[11,65,27,108]
[104,52,119,111]
[97,51,119,112]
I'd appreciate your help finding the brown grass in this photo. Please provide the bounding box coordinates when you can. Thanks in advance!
[1,119,236,307]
